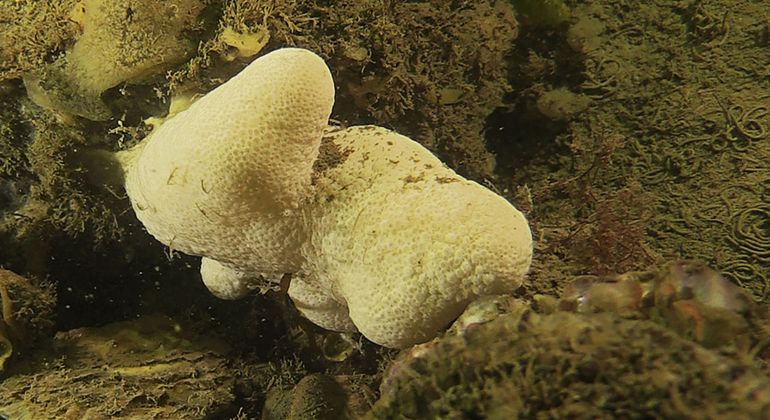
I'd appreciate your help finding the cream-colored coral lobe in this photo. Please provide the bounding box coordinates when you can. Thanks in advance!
[296,126,533,348]
[121,48,533,348]
[124,48,334,277]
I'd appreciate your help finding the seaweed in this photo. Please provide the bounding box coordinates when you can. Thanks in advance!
[565,181,656,275]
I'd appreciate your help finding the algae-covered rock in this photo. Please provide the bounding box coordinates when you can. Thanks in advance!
[263,373,347,420]
[536,87,591,121]
[556,261,770,352]
[0,1,80,83]
[370,308,770,418]
[0,315,256,419]
[24,0,206,120]
[262,373,375,420]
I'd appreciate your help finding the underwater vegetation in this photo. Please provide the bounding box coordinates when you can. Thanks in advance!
[371,262,770,418]
[372,297,770,418]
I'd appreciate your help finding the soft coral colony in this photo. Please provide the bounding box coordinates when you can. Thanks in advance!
[115,48,533,349]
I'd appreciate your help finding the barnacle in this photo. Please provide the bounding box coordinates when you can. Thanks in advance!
[558,261,764,350]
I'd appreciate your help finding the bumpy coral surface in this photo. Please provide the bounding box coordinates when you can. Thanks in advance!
[123,48,334,278]
[119,48,532,348]
[296,126,532,347]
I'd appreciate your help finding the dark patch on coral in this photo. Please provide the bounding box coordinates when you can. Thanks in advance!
[312,130,351,181]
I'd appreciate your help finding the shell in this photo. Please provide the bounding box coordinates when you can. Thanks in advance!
[559,261,764,350]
